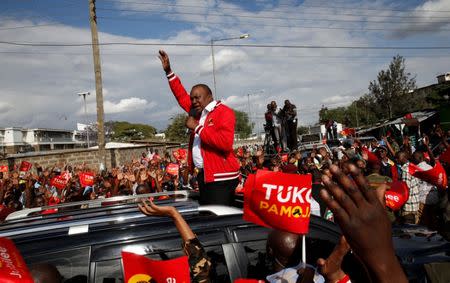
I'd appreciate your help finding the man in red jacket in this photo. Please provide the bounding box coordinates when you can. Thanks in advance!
[158,50,240,206]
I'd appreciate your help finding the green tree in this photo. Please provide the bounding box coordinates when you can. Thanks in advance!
[426,84,450,107]
[234,110,253,139]
[165,113,189,142]
[319,106,347,124]
[368,55,416,119]
[105,121,156,141]
[164,110,254,141]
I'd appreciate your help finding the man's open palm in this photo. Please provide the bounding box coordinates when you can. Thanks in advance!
[158,50,171,74]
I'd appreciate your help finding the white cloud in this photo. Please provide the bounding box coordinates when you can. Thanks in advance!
[105,97,155,114]
[0,0,449,131]
[389,0,450,38]
[200,49,248,73]
[321,95,356,104]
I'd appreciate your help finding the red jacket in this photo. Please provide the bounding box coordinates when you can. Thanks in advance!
[167,72,240,183]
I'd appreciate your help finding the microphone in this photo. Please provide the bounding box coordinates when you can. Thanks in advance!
[189,106,198,118]
[187,106,199,134]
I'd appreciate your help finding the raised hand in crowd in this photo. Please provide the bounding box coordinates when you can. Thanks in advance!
[316,236,350,283]
[320,164,407,283]
[158,50,172,74]
[138,199,211,282]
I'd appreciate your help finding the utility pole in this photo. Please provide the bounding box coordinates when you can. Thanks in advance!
[88,0,106,169]
[78,91,90,147]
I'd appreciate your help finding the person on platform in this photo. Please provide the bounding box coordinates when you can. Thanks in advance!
[271,101,287,152]
[157,50,240,206]
[282,100,298,151]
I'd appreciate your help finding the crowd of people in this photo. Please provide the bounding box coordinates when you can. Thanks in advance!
[2,49,449,282]
[0,148,195,220]
[237,124,450,234]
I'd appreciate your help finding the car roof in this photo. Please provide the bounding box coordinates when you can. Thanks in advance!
[0,191,244,238]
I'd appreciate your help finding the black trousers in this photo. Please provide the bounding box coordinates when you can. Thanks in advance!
[197,169,239,206]
[287,119,298,150]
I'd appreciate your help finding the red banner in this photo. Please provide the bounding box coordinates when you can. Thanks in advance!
[439,147,450,164]
[79,172,95,187]
[0,165,8,173]
[0,237,34,283]
[50,176,68,190]
[385,181,409,211]
[19,161,32,172]
[60,171,71,181]
[408,161,448,190]
[122,252,190,283]
[166,163,180,176]
[244,170,312,234]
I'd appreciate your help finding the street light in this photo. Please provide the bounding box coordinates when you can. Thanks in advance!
[78,92,90,148]
[210,33,249,97]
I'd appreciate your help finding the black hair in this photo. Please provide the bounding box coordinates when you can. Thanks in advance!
[192,84,213,96]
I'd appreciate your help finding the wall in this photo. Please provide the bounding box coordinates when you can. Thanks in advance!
[0,145,176,171]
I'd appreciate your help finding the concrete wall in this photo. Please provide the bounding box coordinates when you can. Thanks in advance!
[0,145,175,171]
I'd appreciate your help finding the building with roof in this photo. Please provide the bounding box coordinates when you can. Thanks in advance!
[0,127,85,154]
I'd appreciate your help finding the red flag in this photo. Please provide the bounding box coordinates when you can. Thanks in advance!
[391,165,399,182]
[0,237,34,283]
[244,170,312,234]
[439,147,450,164]
[408,161,448,189]
[50,176,68,190]
[19,161,32,172]
[340,128,355,137]
[166,163,180,176]
[0,165,8,173]
[172,148,187,162]
[236,147,244,158]
[385,181,409,211]
[60,171,71,181]
[362,148,380,166]
[121,251,190,283]
[79,172,95,187]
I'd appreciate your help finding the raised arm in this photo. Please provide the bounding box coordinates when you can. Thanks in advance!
[158,50,191,113]
[320,164,407,283]
[138,200,212,282]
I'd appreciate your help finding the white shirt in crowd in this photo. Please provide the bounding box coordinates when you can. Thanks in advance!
[192,100,217,169]
[417,161,439,205]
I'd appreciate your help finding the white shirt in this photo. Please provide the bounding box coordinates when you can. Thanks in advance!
[417,161,439,205]
[192,100,217,168]
[266,262,324,283]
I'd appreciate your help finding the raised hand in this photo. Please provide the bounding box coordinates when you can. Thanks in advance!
[320,164,407,283]
[316,236,349,282]
[158,50,172,74]
[138,199,175,218]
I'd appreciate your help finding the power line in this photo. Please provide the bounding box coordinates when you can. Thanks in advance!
[1,40,450,49]
[0,50,448,60]
[97,16,450,32]
[0,23,63,31]
[99,0,450,19]
[96,7,450,25]
[106,0,450,13]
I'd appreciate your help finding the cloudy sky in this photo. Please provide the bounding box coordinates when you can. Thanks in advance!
[1,0,450,132]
